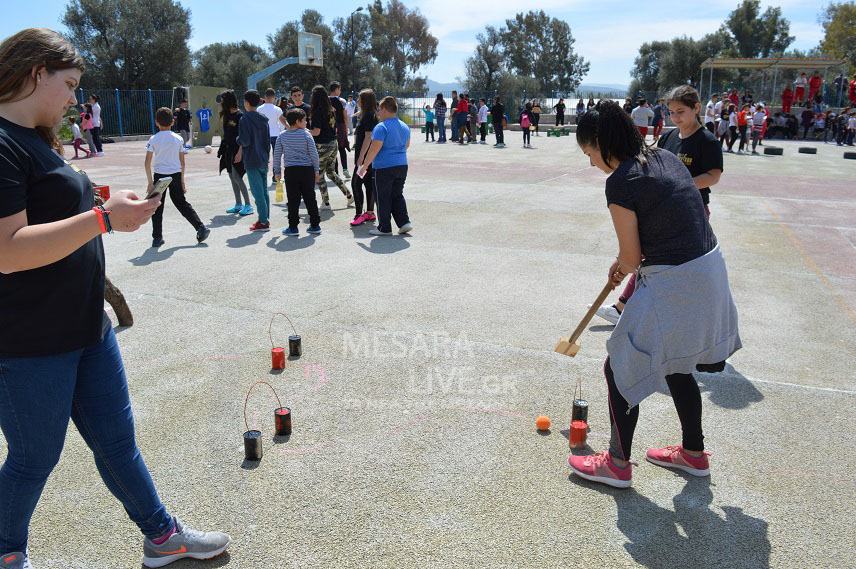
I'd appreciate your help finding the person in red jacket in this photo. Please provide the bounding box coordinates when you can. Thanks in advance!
[849,73,856,106]
[455,94,471,144]
[808,71,823,103]
[781,86,793,114]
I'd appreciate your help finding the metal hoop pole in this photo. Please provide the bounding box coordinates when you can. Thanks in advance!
[243,381,283,432]
[269,312,298,348]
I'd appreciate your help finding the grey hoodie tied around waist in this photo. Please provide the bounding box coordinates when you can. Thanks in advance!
[606,244,742,408]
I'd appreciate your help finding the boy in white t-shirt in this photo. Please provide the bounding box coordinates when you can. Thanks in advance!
[145,107,209,248]
[257,88,286,184]
[704,94,718,133]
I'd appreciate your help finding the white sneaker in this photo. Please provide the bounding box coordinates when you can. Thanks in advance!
[343,169,351,180]
[368,228,392,236]
[398,222,413,234]
[320,202,332,211]
[595,305,621,325]
[96,152,105,157]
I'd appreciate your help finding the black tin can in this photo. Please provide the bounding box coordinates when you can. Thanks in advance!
[288,335,302,358]
[572,399,589,423]
[243,430,263,461]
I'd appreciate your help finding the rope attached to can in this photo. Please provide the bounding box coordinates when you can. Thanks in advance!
[269,312,298,349]
[243,381,283,432]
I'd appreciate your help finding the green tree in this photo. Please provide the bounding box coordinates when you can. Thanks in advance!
[367,0,438,87]
[63,0,191,89]
[499,10,589,94]
[819,2,856,71]
[630,41,671,94]
[721,0,794,58]
[462,26,505,93]
[331,12,373,93]
[192,41,271,92]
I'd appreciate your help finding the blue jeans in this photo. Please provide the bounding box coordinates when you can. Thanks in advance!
[246,167,270,223]
[0,328,172,553]
[437,118,446,142]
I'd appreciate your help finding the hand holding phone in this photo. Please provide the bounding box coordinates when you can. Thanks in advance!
[145,177,172,200]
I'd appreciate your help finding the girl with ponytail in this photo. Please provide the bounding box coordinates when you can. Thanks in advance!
[568,100,740,489]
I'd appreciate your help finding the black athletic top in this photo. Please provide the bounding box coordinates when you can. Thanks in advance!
[657,126,723,205]
[0,116,107,356]
[606,150,716,266]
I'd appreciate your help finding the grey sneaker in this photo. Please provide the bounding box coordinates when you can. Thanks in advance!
[398,222,413,234]
[0,552,31,569]
[595,304,621,325]
[142,518,231,568]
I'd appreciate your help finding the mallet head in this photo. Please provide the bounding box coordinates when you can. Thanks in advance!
[554,337,580,357]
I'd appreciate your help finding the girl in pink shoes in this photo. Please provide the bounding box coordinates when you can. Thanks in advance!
[567,101,741,489]
[350,89,378,227]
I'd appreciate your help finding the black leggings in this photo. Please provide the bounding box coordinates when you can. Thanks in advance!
[523,128,531,145]
[493,122,504,144]
[604,357,704,461]
[351,164,374,216]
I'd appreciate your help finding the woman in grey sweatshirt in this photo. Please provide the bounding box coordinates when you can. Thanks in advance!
[567,101,740,489]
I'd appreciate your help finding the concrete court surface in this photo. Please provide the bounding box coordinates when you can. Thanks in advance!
[14,131,856,569]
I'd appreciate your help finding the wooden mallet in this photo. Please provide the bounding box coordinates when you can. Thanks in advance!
[555,282,614,357]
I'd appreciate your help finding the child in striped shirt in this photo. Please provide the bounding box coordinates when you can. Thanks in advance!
[273,108,322,236]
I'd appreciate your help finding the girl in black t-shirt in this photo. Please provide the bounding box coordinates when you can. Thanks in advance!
[308,85,353,210]
[568,100,732,489]
[0,28,230,567]
[351,89,379,226]
[218,89,252,215]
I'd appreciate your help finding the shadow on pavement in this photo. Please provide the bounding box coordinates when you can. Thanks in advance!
[208,214,241,228]
[129,244,205,266]
[266,235,315,252]
[226,232,265,249]
[142,551,232,567]
[570,477,771,569]
[695,364,764,410]
[240,459,260,471]
[357,236,411,254]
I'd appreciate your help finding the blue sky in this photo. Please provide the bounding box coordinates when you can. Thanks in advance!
[7,0,826,85]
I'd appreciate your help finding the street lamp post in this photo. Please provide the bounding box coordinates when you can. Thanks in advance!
[350,7,364,96]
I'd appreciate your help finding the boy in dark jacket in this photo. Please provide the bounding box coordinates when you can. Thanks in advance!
[238,89,272,231]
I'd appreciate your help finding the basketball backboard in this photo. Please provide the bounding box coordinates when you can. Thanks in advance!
[298,32,323,67]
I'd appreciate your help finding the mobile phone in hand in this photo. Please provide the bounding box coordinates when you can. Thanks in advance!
[146,177,172,199]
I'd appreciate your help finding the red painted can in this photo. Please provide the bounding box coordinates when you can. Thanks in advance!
[274,407,292,436]
[271,347,285,370]
[569,420,588,449]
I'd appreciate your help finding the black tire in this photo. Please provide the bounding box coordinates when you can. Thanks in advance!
[798,147,817,154]
[845,152,856,160]
[763,146,783,156]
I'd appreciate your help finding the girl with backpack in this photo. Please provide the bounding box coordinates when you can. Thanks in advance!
[520,103,534,148]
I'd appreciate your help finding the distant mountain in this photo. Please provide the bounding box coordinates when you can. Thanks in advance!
[426,78,626,96]
[426,79,463,94]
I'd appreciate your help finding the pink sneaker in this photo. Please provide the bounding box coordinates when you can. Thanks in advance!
[568,451,632,488]
[350,212,370,226]
[364,211,376,221]
[645,445,711,476]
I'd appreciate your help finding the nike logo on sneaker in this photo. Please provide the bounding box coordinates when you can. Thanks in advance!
[156,545,187,555]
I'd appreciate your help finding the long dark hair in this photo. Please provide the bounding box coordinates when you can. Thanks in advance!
[434,93,446,108]
[0,28,86,152]
[219,89,238,118]
[309,85,331,119]
[358,88,377,120]
[576,100,652,167]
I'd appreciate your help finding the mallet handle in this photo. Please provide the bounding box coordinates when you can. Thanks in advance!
[567,282,614,344]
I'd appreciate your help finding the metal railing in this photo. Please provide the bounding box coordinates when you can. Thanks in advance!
[76,88,174,138]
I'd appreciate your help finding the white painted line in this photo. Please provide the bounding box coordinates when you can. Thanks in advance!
[718,371,856,395]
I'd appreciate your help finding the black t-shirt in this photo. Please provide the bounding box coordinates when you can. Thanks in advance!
[605,150,717,267]
[222,110,242,149]
[490,103,505,123]
[657,126,723,205]
[354,111,378,157]
[555,103,566,114]
[0,116,107,357]
[174,108,191,131]
[310,104,336,145]
[330,96,346,125]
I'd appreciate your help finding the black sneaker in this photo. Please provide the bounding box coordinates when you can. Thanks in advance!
[197,227,210,243]
[152,238,165,248]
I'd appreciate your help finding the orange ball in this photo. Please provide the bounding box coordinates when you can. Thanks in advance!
[535,415,551,431]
